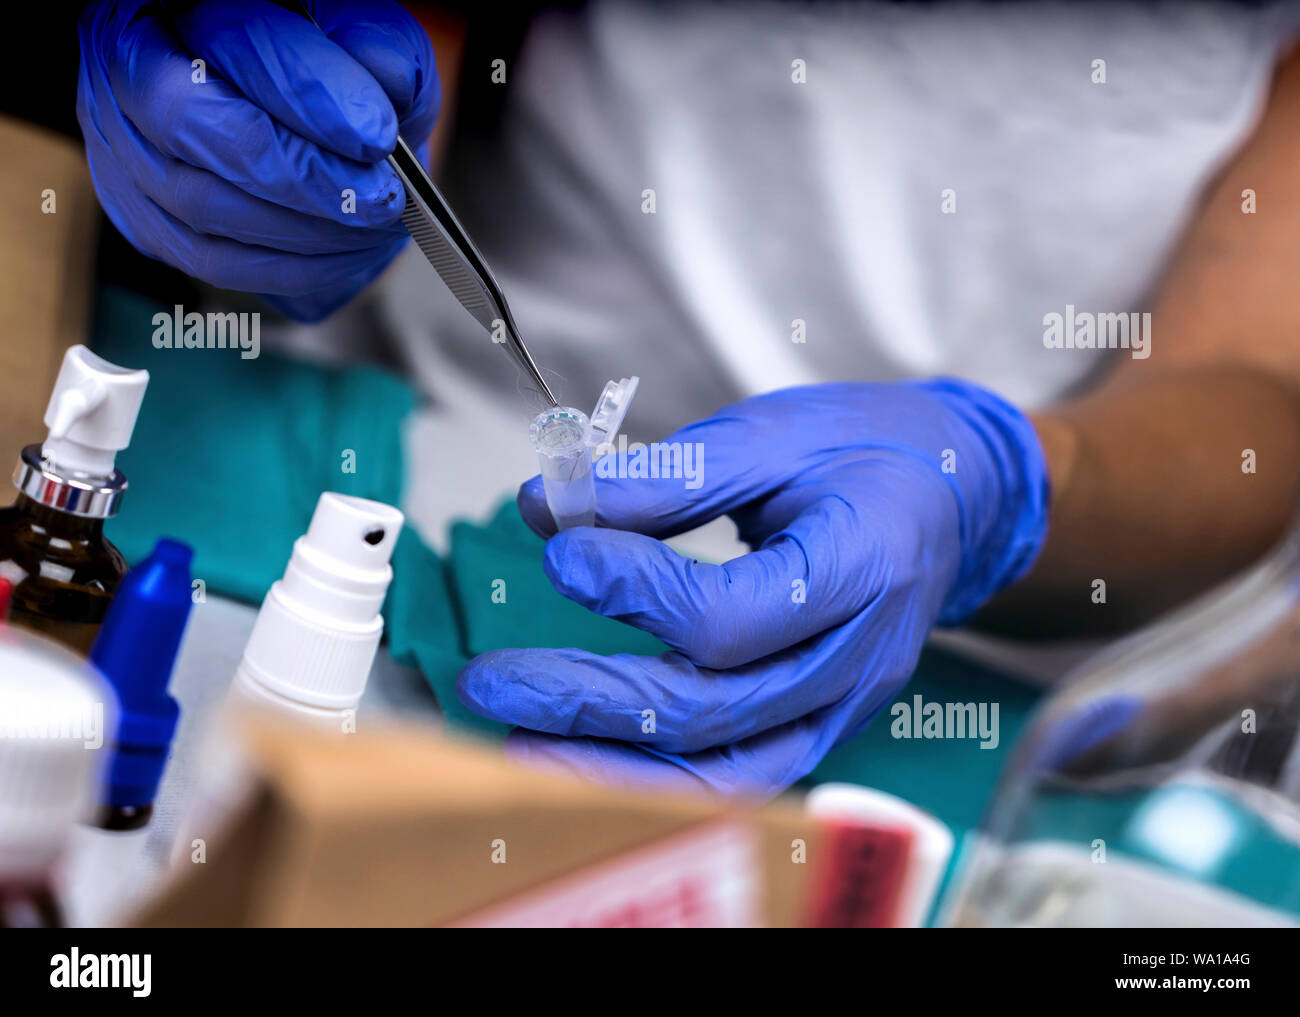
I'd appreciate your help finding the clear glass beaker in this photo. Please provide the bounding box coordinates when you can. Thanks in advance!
[949,515,1300,926]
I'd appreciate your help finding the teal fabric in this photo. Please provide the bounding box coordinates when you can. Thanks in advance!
[91,284,1044,850]
[384,525,484,735]
[809,649,1042,832]
[95,287,416,603]
[448,500,669,661]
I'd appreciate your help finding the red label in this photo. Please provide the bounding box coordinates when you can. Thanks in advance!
[805,819,914,927]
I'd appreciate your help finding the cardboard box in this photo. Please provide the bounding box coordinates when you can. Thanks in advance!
[138,716,920,928]
[0,115,98,473]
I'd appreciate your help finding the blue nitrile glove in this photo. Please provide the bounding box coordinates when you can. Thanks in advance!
[77,0,439,321]
[459,379,1051,796]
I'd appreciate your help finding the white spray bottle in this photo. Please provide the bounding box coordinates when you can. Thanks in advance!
[229,492,404,732]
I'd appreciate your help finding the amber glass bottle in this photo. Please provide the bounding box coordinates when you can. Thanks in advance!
[0,345,148,657]
[0,491,127,656]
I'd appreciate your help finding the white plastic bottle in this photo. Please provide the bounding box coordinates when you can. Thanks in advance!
[229,492,404,732]
[0,625,115,927]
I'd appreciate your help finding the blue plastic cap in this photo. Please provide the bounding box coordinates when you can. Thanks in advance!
[90,538,195,809]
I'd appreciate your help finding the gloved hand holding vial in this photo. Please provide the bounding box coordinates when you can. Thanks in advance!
[465,379,1050,795]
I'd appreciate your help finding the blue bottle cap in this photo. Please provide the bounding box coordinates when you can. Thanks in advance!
[90,538,194,809]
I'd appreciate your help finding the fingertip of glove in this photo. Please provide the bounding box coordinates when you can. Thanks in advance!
[357,167,407,224]
[516,478,557,538]
[541,528,607,600]
[345,105,399,164]
[325,20,435,125]
[456,649,517,714]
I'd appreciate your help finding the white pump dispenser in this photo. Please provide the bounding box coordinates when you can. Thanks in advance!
[230,492,404,730]
[41,345,149,480]
[14,345,149,519]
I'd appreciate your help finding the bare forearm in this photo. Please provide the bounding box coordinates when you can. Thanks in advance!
[978,364,1300,636]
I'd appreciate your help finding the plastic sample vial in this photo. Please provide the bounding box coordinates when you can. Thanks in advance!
[230,492,404,732]
[529,407,596,530]
[527,378,641,532]
[0,345,149,656]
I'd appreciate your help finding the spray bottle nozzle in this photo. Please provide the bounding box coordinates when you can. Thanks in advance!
[46,377,107,442]
[233,492,405,720]
[14,346,150,520]
[40,345,149,480]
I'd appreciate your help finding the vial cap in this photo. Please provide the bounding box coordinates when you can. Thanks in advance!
[529,407,590,458]
[588,376,639,454]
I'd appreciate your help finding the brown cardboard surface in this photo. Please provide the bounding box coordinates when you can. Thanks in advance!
[0,115,98,473]
[139,716,828,927]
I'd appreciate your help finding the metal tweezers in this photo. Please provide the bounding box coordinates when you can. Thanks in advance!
[290,0,557,406]
[385,139,558,407]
